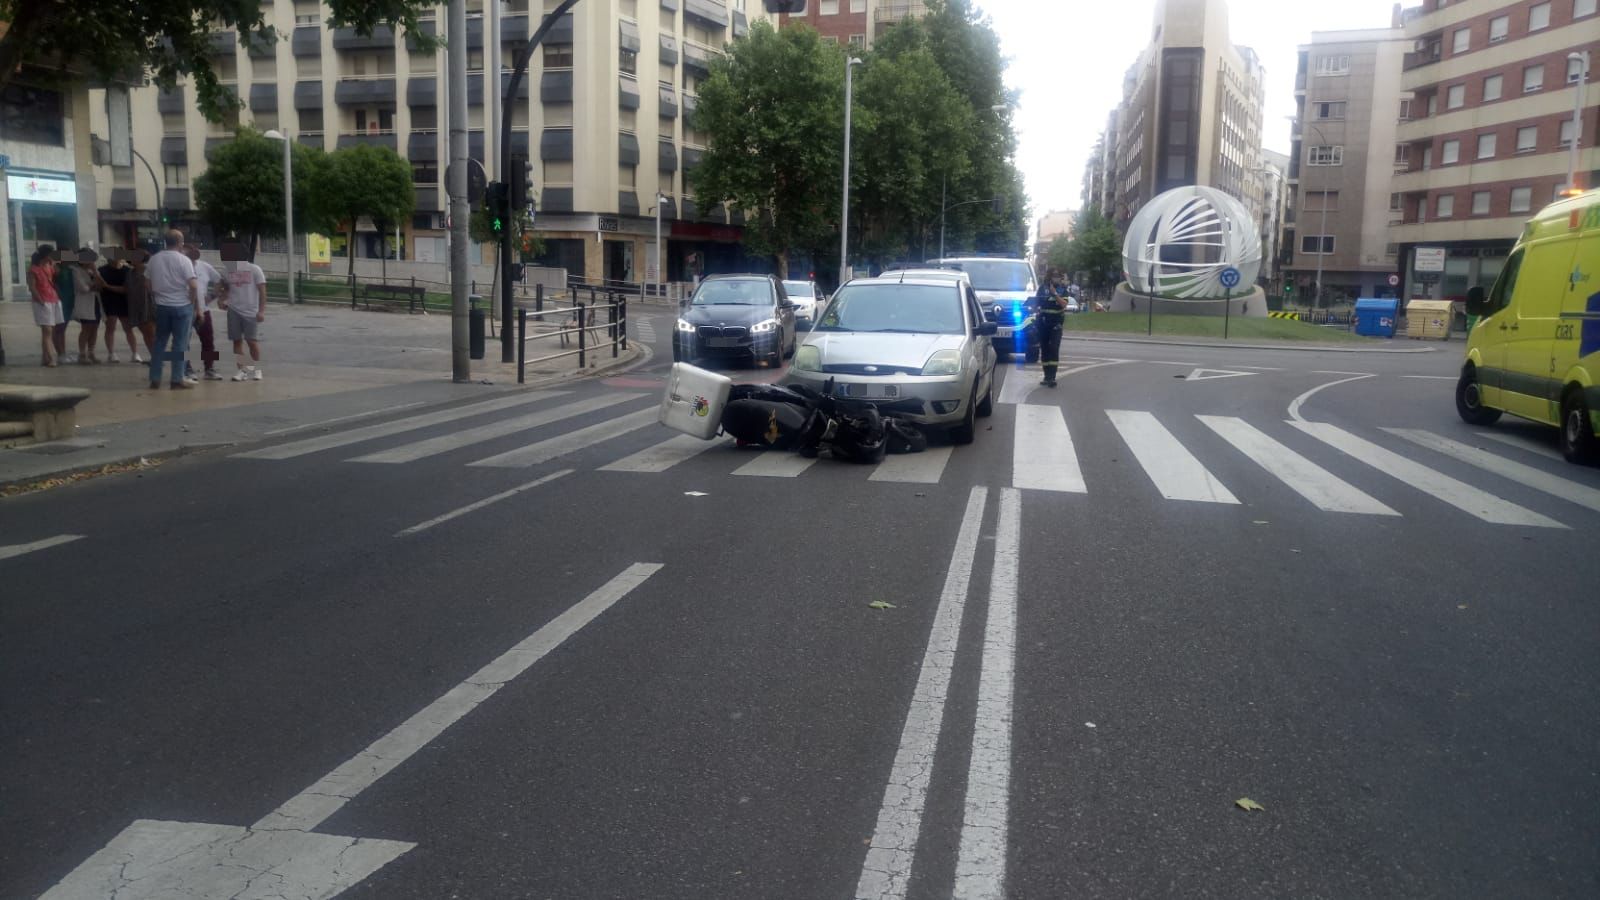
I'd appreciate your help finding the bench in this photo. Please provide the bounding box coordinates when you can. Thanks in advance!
[0,384,91,445]
[357,283,428,314]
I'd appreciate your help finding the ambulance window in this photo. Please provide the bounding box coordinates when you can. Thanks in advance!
[1487,249,1522,311]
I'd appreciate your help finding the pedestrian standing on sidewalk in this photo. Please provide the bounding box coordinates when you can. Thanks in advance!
[26,244,63,367]
[219,242,267,381]
[182,244,224,381]
[70,248,104,364]
[1034,269,1068,387]
[144,230,201,390]
[98,251,134,363]
[124,248,157,364]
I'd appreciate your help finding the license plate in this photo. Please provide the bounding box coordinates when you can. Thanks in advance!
[843,383,900,400]
[709,337,742,348]
[996,327,1014,338]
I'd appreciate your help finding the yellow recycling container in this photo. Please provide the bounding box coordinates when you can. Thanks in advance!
[1405,299,1454,340]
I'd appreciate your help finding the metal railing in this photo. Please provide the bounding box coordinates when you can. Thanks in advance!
[516,283,628,383]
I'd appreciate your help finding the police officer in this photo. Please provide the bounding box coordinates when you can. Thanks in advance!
[1035,270,1068,387]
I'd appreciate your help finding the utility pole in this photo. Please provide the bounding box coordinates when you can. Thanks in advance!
[448,0,471,381]
[1566,51,1590,194]
[840,56,862,286]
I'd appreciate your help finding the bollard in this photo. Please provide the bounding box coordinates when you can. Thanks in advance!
[517,308,527,383]
[608,292,618,358]
[577,301,587,369]
[469,294,485,359]
[619,294,627,351]
[535,282,544,312]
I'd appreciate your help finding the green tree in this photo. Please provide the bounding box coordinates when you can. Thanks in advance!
[0,0,438,120]
[193,128,331,257]
[691,21,844,278]
[310,143,415,285]
[1048,206,1122,287]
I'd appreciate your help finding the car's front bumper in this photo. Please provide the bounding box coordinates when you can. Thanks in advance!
[675,331,782,359]
[785,369,971,425]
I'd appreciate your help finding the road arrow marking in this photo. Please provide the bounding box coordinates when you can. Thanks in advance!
[1184,367,1257,381]
[43,562,665,900]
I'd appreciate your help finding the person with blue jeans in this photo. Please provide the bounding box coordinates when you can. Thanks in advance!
[143,230,201,389]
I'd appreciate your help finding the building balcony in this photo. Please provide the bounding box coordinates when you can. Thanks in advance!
[337,131,398,151]
[208,31,236,56]
[876,1,929,23]
[682,41,716,76]
[332,25,395,51]
[297,131,324,149]
[1403,47,1440,71]
[334,77,398,106]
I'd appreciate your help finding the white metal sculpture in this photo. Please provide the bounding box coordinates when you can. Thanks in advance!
[1122,186,1262,299]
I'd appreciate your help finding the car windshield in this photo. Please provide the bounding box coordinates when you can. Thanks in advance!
[782,281,815,297]
[881,270,964,282]
[691,280,771,306]
[814,283,965,335]
[941,260,1034,292]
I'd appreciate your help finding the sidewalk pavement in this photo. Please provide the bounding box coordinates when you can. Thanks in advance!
[0,299,646,488]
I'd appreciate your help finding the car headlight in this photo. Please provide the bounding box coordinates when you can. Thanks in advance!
[751,318,779,334]
[676,318,696,333]
[921,349,961,376]
[793,344,821,372]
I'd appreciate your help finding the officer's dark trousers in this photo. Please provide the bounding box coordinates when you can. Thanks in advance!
[1039,317,1063,383]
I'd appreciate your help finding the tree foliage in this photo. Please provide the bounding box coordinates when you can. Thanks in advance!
[0,0,438,120]
[1047,206,1123,286]
[193,128,332,255]
[690,21,844,278]
[309,143,415,281]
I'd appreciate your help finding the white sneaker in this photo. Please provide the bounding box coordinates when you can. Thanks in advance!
[250,368,264,381]
[231,369,251,382]
[183,375,200,385]
[132,354,146,364]
[106,353,120,364]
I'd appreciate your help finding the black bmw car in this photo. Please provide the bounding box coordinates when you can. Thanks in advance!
[673,275,799,368]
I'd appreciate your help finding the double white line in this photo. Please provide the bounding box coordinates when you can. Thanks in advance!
[855,486,1022,900]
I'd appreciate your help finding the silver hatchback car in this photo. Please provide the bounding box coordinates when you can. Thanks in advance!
[787,278,998,444]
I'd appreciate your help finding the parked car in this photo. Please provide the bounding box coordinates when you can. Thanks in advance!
[781,279,825,323]
[876,268,972,286]
[787,278,997,444]
[927,256,1040,361]
[674,275,798,368]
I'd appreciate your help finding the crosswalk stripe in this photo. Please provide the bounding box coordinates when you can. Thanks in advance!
[468,407,660,469]
[1290,421,1566,528]
[1385,428,1600,515]
[235,391,570,460]
[599,433,726,472]
[869,447,954,484]
[1474,429,1565,462]
[1012,405,1085,493]
[1197,415,1397,515]
[1107,409,1238,504]
[348,394,644,464]
[732,451,819,478]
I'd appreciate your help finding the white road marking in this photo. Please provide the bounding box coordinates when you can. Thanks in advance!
[1289,421,1566,528]
[1012,405,1085,492]
[235,390,568,459]
[1475,430,1565,462]
[1400,375,1457,380]
[351,394,643,464]
[1107,410,1239,504]
[953,487,1022,900]
[869,447,954,483]
[261,401,430,436]
[395,470,573,536]
[599,433,727,472]
[1184,367,1257,381]
[253,562,663,833]
[468,407,660,468]
[0,534,84,561]
[1228,365,1283,371]
[1288,373,1376,422]
[1385,428,1600,515]
[855,487,988,900]
[998,361,1126,404]
[1197,416,1397,515]
[1312,370,1376,376]
[732,451,819,478]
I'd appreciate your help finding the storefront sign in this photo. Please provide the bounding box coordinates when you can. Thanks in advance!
[6,173,76,205]
[1414,246,1445,273]
[597,216,620,232]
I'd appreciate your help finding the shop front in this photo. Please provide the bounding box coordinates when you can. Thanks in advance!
[6,170,81,289]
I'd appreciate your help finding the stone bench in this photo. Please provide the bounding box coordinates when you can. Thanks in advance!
[0,384,91,444]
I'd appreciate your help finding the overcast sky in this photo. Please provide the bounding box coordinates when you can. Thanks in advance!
[979,0,1405,224]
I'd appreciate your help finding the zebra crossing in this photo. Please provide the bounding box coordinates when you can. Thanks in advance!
[232,389,1600,529]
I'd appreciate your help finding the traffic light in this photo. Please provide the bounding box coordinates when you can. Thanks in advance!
[508,154,528,211]
[483,182,507,235]
[1284,283,1294,297]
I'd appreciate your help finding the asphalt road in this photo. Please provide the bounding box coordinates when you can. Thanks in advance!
[4,315,1597,899]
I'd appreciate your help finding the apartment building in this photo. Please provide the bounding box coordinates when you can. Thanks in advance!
[1391,0,1598,299]
[1108,0,1267,229]
[774,0,926,49]
[87,0,771,284]
[1285,23,1412,301]
[1257,147,1290,289]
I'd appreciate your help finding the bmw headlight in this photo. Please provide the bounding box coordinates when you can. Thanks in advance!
[676,318,696,333]
[921,349,961,376]
[751,318,779,334]
[793,344,821,372]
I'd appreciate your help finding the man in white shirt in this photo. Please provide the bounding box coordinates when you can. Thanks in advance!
[218,242,268,381]
[143,229,200,389]
[182,244,224,381]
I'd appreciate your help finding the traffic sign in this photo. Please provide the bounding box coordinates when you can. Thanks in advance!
[1414,246,1446,272]
[1388,274,1400,287]
[1219,267,1241,289]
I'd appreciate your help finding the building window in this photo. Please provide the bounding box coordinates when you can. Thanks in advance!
[1441,138,1460,164]
[545,43,574,68]
[851,0,866,11]
[1426,93,1438,116]
[1578,0,1597,19]
[411,161,439,183]
[1523,64,1543,93]
[1528,1,1550,31]
[1300,235,1335,254]
[1483,73,1502,101]
[821,0,839,12]
[543,160,573,184]
[1390,192,1403,211]
[1517,125,1538,152]
[620,48,638,75]
[1394,143,1410,164]
[1570,56,1587,84]
[1560,118,1577,146]
[163,164,189,186]
[1313,100,1346,119]
[1472,191,1491,215]
[1452,27,1470,54]
[1509,186,1533,212]
[1398,98,1413,120]
[0,82,65,146]
[1446,84,1465,109]
[1306,190,1339,210]
[162,110,185,133]
[1477,133,1496,159]
[849,34,865,47]
[1436,193,1455,218]
[299,108,324,132]
[1307,144,1343,165]
[619,165,636,188]
[1315,54,1350,75]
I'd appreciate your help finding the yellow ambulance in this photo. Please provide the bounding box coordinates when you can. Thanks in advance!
[1458,188,1599,463]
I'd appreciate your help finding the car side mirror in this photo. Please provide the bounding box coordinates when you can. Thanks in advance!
[1464,286,1491,317]
[984,309,997,323]
[977,322,998,337]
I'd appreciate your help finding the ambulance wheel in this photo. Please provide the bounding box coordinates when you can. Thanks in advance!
[1454,365,1501,426]
[1559,387,1598,464]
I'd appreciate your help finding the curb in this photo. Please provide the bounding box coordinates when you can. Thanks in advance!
[0,442,233,494]
[1063,332,1440,354]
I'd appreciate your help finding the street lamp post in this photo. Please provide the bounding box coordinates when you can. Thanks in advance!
[263,130,295,306]
[654,192,667,298]
[840,56,862,287]
[1566,51,1591,194]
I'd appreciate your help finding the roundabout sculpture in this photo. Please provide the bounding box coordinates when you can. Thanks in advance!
[1112,186,1265,316]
